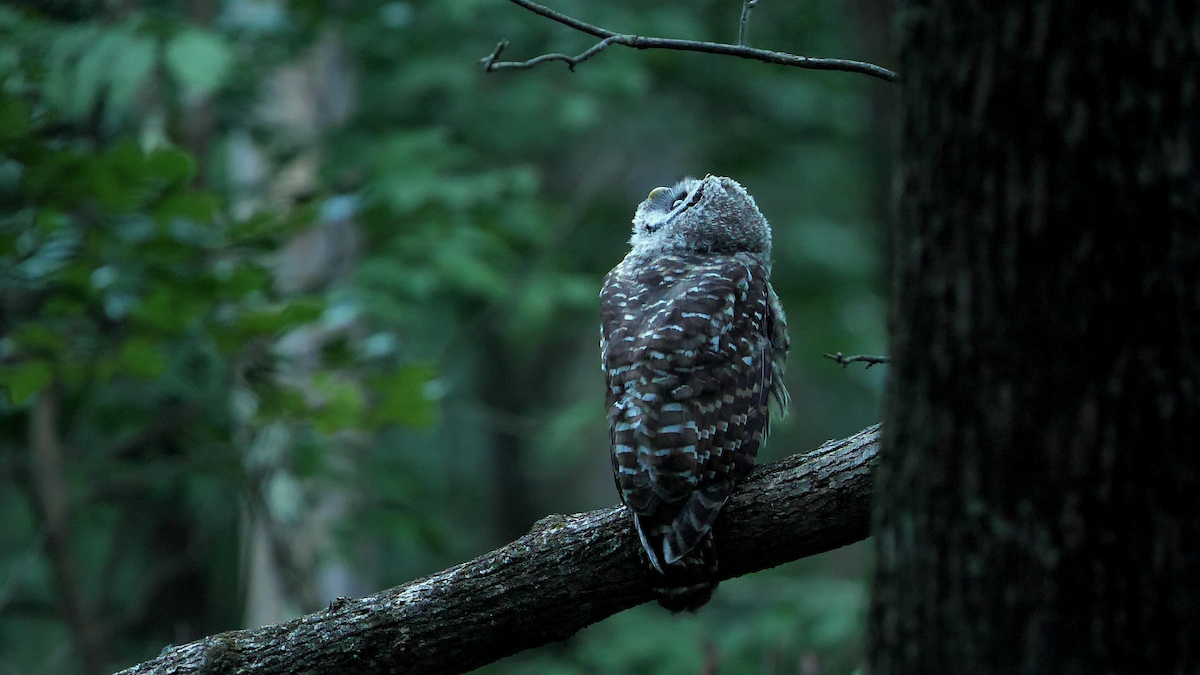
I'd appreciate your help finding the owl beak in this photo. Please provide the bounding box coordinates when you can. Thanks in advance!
[646,178,709,232]
[669,180,706,218]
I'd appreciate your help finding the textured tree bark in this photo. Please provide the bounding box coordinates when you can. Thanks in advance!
[873,2,1200,674]
[113,425,878,675]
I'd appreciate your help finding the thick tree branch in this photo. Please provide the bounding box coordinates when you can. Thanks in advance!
[115,425,879,675]
[481,0,897,83]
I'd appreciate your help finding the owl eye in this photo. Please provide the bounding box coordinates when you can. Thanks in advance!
[671,197,686,209]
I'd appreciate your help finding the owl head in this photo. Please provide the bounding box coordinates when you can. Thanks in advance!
[629,175,772,261]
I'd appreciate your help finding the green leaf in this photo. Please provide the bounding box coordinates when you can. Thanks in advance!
[0,94,29,146]
[43,297,86,317]
[35,208,69,234]
[258,387,308,420]
[43,24,101,120]
[311,374,364,433]
[0,360,53,405]
[117,336,167,379]
[134,285,207,334]
[216,264,271,298]
[234,298,324,338]
[289,430,324,478]
[13,323,69,355]
[155,191,220,225]
[71,29,125,120]
[369,363,437,428]
[106,33,157,120]
[21,147,92,209]
[55,351,87,389]
[145,146,196,185]
[282,297,324,325]
[166,29,233,99]
[91,141,150,211]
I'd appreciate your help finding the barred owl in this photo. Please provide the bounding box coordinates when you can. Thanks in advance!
[600,175,789,612]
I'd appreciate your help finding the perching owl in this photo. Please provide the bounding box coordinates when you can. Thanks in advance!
[600,175,789,612]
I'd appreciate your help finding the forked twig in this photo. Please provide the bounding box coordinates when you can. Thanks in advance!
[739,0,761,47]
[482,38,623,72]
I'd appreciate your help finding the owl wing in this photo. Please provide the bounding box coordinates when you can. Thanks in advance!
[601,253,785,570]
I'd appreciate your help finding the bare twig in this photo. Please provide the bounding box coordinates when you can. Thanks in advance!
[115,425,880,675]
[482,0,897,83]
[824,352,891,369]
[739,0,761,47]
[481,38,623,72]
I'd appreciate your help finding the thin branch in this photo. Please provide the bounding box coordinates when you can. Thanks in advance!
[824,352,891,369]
[483,0,897,83]
[739,0,761,47]
[481,37,623,73]
[115,425,880,675]
[501,0,616,40]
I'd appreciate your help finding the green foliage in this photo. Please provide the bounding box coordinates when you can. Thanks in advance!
[166,29,234,99]
[489,572,867,675]
[0,0,889,673]
[0,359,53,404]
[0,11,435,669]
[369,363,437,428]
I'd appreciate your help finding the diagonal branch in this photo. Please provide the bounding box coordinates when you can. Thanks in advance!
[114,425,880,675]
[482,0,897,82]
[500,0,615,40]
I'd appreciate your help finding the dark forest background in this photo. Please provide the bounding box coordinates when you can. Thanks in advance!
[0,1,895,673]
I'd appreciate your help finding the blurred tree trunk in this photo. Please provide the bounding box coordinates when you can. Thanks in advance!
[872,3,1200,673]
[30,389,104,675]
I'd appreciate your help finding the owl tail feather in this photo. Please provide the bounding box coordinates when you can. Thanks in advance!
[663,485,729,565]
[651,535,719,613]
[635,511,721,612]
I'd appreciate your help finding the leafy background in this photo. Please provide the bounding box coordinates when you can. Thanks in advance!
[0,0,893,673]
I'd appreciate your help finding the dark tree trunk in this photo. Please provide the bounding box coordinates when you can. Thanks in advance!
[871,2,1200,673]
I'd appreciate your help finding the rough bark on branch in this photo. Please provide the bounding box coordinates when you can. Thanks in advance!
[115,425,879,675]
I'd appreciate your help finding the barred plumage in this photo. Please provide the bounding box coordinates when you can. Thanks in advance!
[601,175,788,612]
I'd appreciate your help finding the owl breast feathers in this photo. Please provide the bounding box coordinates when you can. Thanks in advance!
[601,252,787,574]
